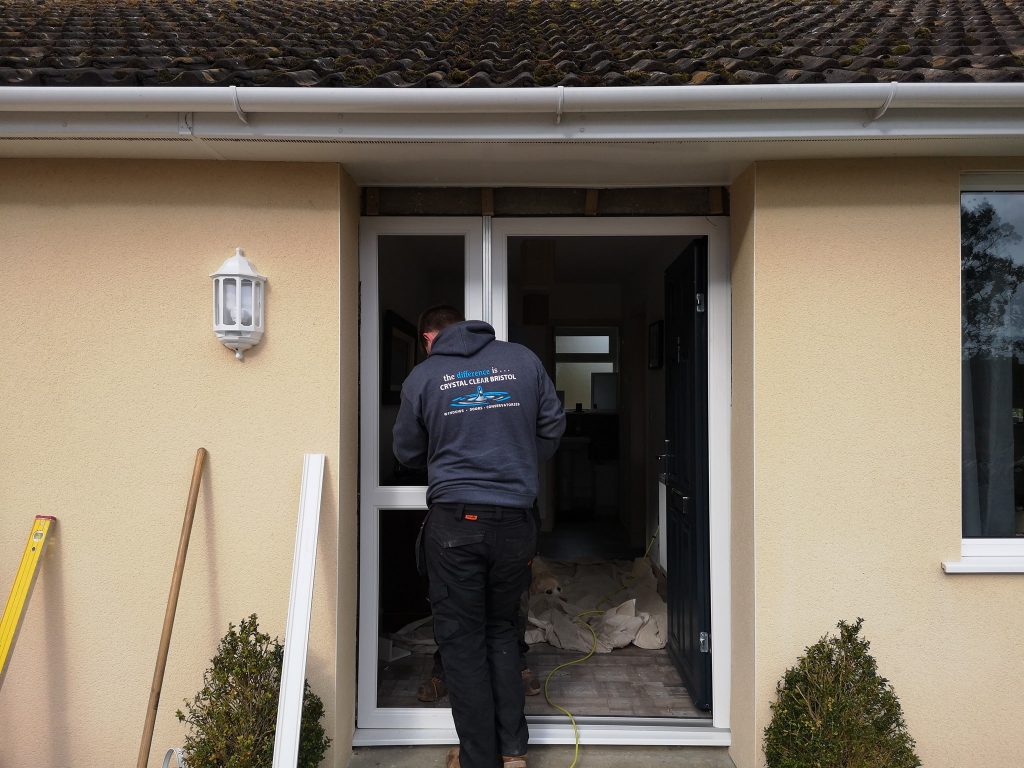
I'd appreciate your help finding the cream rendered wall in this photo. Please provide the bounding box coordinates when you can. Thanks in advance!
[733,157,1024,768]
[728,164,757,768]
[336,166,360,758]
[0,159,358,767]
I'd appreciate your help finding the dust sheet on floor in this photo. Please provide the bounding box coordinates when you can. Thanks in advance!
[389,557,666,655]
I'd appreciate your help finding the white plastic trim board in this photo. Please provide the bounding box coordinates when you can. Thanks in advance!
[272,453,326,768]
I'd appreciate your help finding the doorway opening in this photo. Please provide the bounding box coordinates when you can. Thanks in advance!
[357,217,730,744]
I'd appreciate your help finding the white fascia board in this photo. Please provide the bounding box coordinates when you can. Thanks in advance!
[1,84,1024,146]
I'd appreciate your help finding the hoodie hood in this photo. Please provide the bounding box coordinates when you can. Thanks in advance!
[431,320,495,357]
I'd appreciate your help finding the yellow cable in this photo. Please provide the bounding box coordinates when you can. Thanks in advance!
[541,528,660,768]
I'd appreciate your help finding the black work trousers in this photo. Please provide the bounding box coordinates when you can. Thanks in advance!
[424,503,536,768]
[430,592,530,679]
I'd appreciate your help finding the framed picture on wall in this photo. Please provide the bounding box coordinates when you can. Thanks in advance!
[648,320,664,369]
[382,310,418,404]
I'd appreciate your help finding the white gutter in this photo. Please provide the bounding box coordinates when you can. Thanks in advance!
[1,82,1023,113]
[0,83,1022,142]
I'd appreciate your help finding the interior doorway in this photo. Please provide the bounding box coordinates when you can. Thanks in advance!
[356,217,731,746]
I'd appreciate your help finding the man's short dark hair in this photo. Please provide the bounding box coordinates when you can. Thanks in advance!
[418,305,464,350]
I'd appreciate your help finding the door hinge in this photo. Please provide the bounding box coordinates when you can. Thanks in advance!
[696,293,706,313]
[699,631,710,653]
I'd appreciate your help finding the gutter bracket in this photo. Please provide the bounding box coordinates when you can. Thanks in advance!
[555,85,565,125]
[177,111,194,137]
[177,111,226,160]
[230,85,250,126]
[866,81,898,125]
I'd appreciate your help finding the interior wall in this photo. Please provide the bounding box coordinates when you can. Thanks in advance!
[0,159,343,767]
[623,252,672,555]
[742,157,1024,768]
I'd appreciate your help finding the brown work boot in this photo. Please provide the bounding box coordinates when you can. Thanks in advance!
[522,667,540,696]
[502,756,527,768]
[417,676,448,702]
[446,747,460,768]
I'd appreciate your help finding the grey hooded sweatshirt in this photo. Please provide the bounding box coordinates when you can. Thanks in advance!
[393,320,565,507]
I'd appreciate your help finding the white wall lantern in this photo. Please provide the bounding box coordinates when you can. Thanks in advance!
[211,248,266,360]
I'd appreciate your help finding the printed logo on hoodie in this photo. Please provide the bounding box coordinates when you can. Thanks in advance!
[439,365,520,415]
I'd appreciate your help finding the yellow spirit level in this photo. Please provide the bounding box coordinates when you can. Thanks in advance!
[0,515,57,689]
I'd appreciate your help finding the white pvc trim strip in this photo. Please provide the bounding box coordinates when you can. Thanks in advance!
[272,453,326,768]
[353,723,728,747]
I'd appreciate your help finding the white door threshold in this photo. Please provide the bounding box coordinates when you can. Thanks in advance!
[353,721,727,747]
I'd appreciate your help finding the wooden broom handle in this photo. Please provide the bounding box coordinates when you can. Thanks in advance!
[137,448,208,768]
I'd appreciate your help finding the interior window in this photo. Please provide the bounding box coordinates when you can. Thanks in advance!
[962,189,1024,538]
[554,327,618,412]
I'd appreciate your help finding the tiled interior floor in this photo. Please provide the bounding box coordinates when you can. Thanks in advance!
[377,642,705,719]
[378,516,705,719]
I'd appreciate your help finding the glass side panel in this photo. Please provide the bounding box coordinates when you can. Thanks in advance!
[962,191,1024,537]
[379,235,464,486]
[376,508,431,708]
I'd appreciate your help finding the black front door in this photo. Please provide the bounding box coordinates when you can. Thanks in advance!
[664,239,712,712]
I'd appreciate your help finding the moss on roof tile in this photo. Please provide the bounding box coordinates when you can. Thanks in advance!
[0,0,1022,86]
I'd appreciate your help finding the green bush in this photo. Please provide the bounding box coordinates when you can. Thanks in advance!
[176,615,331,768]
[763,618,920,768]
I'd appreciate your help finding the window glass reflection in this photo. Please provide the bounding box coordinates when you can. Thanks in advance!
[962,191,1024,537]
[378,235,464,486]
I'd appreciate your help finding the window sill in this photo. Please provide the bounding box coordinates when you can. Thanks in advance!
[942,558,1024,574]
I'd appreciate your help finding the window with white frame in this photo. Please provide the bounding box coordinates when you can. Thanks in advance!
[962,177,1024,545]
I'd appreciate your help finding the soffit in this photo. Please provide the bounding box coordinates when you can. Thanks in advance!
[1,133,1020,186]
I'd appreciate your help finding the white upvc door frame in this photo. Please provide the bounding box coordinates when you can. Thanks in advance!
[491,217,732,736]
[357,217,485,733]
[355,216,731,746]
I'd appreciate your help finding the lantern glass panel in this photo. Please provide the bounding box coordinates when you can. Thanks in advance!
[241,279,254,327]
[214,278,222,325]
[223,278,238,325]
[254,282,263,329]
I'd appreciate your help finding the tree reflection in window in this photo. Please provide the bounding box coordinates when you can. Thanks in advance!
[962,199,1024,359]
[961,192,1024,538]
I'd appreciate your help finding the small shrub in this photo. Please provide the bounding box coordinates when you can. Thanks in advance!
[763,618,920,768]
[176,614,330,768]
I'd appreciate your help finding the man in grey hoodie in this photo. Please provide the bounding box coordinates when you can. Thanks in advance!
[393,305,565,768]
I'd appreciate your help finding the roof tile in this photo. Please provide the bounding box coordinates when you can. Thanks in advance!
[0,0,1022,87]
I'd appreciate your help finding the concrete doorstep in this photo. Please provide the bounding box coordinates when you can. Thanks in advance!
[349,745,735,768]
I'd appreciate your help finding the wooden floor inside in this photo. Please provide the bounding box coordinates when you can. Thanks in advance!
[377,642,706,719]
